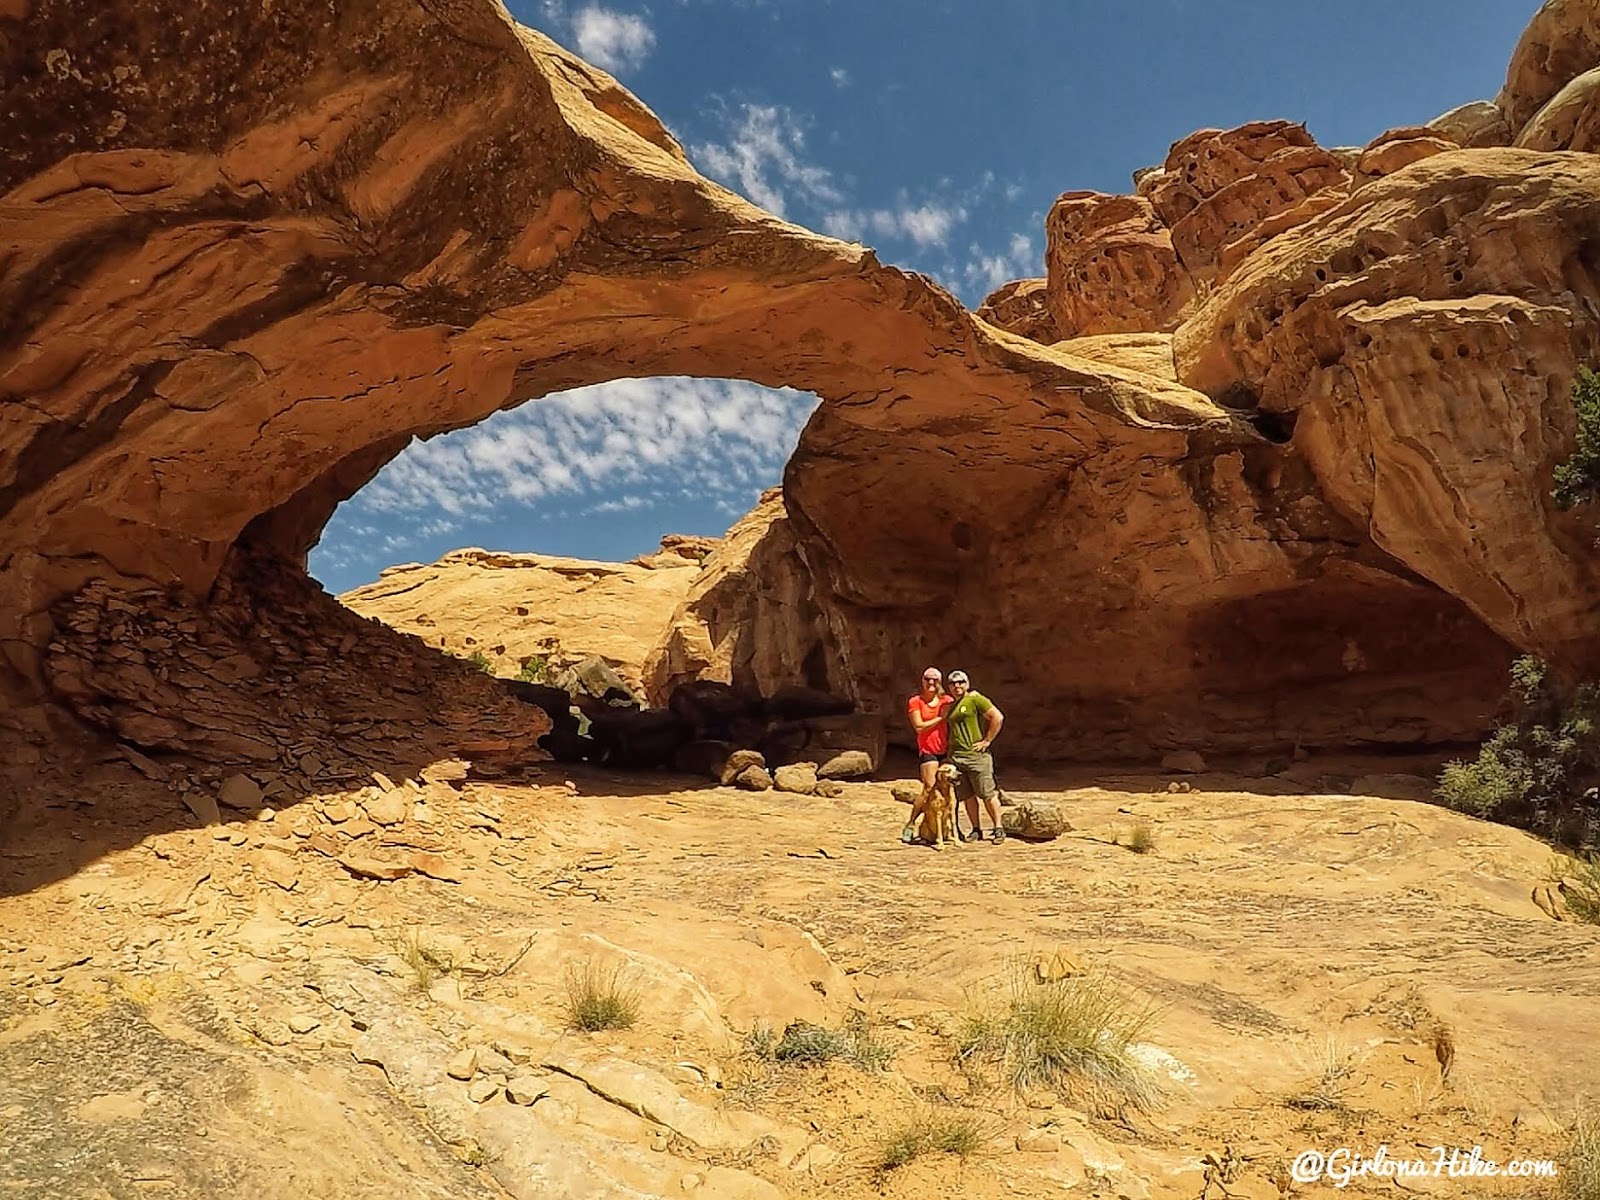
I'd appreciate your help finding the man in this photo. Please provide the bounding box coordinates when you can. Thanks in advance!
[946,670,1006,843]
[902,667,954,845]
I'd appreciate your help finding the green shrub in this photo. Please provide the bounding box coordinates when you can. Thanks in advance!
[1553,367,1600,511]
[564,960,640,1032]
[877,1110,984,1171]
[464,649,493,674]
[746,1013,896,1071]
[516,656,549,683]
[1436,657,1599,846]
[1555,855,1600,925]
[955,967,1163,1111]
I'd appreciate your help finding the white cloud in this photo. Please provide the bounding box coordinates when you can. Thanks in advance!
[822,201,967,248]
[570,5,655,72]
[962,230,1037,294]
[829,67,849,87]
[692,104,842,217]
[351,378,818,521]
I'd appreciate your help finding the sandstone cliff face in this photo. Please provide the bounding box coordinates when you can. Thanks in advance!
[643,490,836,706]
[1499,0,1600,132]
[340,540,713,694]
[1,0,1596,766]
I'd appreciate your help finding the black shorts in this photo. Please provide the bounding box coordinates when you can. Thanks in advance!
[919,751,945,764]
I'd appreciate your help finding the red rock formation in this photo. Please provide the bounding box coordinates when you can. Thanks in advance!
[1498,0,1600,132]
[1516,65,1600,150]
[1146,122,1351,286]
[1428,100,1515,148]
[1,0,1595,767]
[975,278,1058,344]
[1176,150,1600,675]
[1356,126,1461,177]
[1043,192,1192,337]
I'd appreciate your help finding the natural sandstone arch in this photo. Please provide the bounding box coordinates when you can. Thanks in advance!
[1,0,1594,766]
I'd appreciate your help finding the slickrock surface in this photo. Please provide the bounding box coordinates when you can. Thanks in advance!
[340,538,714,693]
[0,0,1596,767]
[1,755,1596,1198]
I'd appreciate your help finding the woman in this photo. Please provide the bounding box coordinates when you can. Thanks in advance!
[902,666,954,844]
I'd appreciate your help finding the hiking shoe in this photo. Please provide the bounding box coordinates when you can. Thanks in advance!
[964,829,984,843]
[900,826,916,845]
[990,826,1006,844]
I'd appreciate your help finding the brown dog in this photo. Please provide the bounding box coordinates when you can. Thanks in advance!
[916,762,962,849]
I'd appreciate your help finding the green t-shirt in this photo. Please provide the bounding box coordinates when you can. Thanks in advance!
[947,692,994,753]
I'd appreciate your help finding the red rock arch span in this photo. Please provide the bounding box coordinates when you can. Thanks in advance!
[2,0,1594,765]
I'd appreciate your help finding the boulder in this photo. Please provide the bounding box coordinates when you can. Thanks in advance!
[1356,128,1459,176]
[219,773,264,812]
[889,781,924,806]
[817,750,874,779]
[1427,99,1514,148]
[1515,64,1600,150]
[815,779,843,798]
[1002,800,1071,841]
[772,763,819,795]
[554,657,638,707]
[719,749,767,787]
[733,765,773,792]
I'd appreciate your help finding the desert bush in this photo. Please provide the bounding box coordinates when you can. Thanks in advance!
[1553,367,1600,511]
[1125,821,1156,854]
[516,656,549,683]
[746,1012,896,1071]
[876,1109,984,1171]
[1436,657,1599,846]
[1554,855,1600,925]
[955,967,1163,1111]
[464,649,493,674]
[1564,1097,1600,1200]
[564,960,640,1032]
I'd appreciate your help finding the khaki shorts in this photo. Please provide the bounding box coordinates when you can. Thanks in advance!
[949,750,997,800]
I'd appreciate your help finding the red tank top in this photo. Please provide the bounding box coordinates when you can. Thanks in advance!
[907,693,953,755]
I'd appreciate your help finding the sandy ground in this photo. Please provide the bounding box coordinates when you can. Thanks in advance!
[1,754,1596,1199]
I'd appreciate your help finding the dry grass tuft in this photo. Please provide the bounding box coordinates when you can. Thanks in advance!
[955,966,1163,1111]
[392,930,458,994]
[564,959,641,1032]
[876,1108,985,1171]
[1286,1036,1359,1113]
[1567,1098,1600,1200]
[1124,821,1157,854]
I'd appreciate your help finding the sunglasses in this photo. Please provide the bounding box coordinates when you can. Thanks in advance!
[948,676,969,684]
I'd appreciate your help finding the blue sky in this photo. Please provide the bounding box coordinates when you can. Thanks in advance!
[310,0,1537,594]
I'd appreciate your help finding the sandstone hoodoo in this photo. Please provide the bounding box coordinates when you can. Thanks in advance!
[2,0,1598,775]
